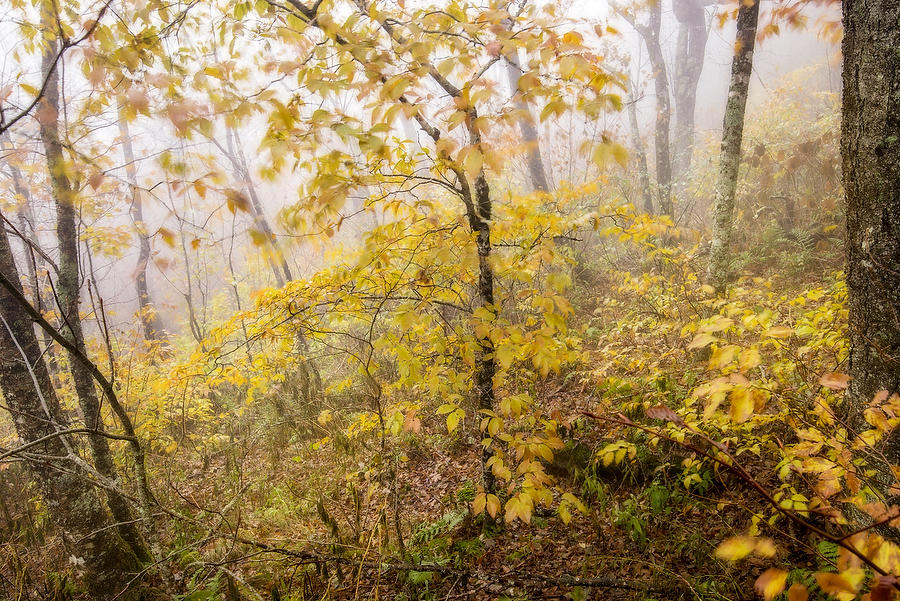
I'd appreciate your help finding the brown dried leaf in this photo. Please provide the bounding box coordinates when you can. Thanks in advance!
[646,404,683,425]
[819,372,851,390]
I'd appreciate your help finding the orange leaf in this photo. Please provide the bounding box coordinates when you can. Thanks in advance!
[814,572,855,595]
[755,569,788,601]
[787,583,808,601]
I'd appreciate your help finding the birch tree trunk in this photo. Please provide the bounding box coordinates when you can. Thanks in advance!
[706,0,759,293]
[841,0,900,462]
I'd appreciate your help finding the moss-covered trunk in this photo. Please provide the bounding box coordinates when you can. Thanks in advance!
[841,0,900,462]
[38,21,151,563]
[706,0,759,293]
[0,213,143,599]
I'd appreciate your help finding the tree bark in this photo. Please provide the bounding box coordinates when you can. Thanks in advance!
[672,0,710,181]
[117,103,163,340]
[626,82,654,214]
[0,211,142,600]
[841,0,900,462]
[633,2,673,217]
[6,165,59,372]
[503,50,551,193]
[706,0,759,293]
[37,24,151,563]
[226,126,293,286]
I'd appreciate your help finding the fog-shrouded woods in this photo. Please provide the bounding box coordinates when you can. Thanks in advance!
[1,0,899,600]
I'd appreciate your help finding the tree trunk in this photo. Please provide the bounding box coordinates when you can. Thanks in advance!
[626,82,654,214]
[226,127,293,286]
[706,0,759,293]
[634,2,673,217]
[0,212,143,600]
[37,25,151,563]
[503,50,551,193]
[7,167,59,372]
[117,103,163,340]
[672,0,710,181]
[841,0,900,462]
[470,170,497,495]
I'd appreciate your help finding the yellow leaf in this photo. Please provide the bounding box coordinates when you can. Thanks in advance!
[729,387,754,424]
[715,536,755,561]
[485,494,500,518]
[763,326,794,339]
[755,569,788,601]
[464,148,483,178]
[158,227,175,247]
[755,538,777,558]
[249,228,268,246]
[813,572,855,596]
[688,333,718,350]
[739,347,761,372]
[472,492,486,515]
[19,82,40,96]
[709,345,737,370]
[446,409,462,433]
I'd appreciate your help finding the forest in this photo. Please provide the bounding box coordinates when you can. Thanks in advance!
[0,0,898,599]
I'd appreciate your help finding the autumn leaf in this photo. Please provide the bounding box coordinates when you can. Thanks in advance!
[688,333,719,349]
[819,372,851,390]
[125,86,150,114]
[88,172,104,190]
[787,583,808,601]
[646,404,683,425]
[871,576,898,601]
[755,569,788,601]
[763,326,794,338]
[715,536,756,561]
[248,228,268,246]
[485,494,500,518]
[729,387,754,424]
[157,227,176,247]
[813,572,856,596]
[225,189,252,213]
[472,492,486,515]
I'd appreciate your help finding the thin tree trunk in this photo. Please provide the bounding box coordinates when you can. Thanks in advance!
[841,0,900,462]
[633,2,673,217]
[0,212,142,600]
[8,171,58,370]
[672,0,710,181]
[226,127,293,285]
[472,174,497,495]
[706,0,759,293]
[117,103,162,340]
[503,50,551,193]
[626,82,654,214]
[37,23,151,563]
